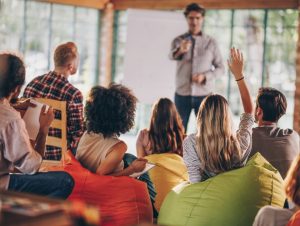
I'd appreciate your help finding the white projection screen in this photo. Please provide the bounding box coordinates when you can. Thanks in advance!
[122,9,187,104]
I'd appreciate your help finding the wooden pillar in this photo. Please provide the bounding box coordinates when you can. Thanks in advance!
[99,2,114,87]
[294,1,300,133]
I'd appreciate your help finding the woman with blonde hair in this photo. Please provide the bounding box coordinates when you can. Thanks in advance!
[183,48,255,183]
[136,98,185,157]
[253,155,300,226]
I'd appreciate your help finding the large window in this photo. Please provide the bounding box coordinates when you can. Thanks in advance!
[0,0,100,97]
[266,10,298,127]
[113,9,298,133]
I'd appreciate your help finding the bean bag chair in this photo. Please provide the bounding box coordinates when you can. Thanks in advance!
[145,153,188,211]
[287,210,300,226]
[43,151,153,226]
[158,153,285,226]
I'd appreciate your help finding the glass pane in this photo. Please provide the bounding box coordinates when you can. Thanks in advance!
[51,4,74,54]
[24,1,51,83]
[266,10,298,128]
[230,10,265,123]
[73,7,100,97]
[0,0,100,102]
[204,10,232,99]
[0,0,24,51]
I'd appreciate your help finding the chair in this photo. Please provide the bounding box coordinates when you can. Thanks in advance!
[43,151,153,225]
[36,98,67,166]
[158,153,286,226]
[287,210,300,226]
[145,153,189,211]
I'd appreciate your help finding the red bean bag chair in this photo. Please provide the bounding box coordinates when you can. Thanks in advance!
[287,210,300,226]
[43,151,153,226]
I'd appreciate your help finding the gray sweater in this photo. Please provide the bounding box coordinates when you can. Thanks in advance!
[250,124,300,179]
[170,32,225,96]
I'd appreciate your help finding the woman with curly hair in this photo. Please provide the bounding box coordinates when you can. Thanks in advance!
[136,98,185,157]
[76,84,146,176]
[76,83,157,217]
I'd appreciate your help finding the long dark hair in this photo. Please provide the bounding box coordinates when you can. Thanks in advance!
[148,98,185,156]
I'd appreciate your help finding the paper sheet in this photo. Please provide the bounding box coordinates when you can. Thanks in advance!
[22,99,49,140]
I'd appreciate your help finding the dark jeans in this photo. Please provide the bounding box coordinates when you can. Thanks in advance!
[8,171,74,200]
[175,93,207,131]
[123,153,158,218]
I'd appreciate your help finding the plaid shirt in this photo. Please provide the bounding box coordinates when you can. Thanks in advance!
[23,71,84,160]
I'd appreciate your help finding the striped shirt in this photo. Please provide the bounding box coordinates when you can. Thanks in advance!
[169,32,225,96]
[183,113,254,183]
[23,71,84,160]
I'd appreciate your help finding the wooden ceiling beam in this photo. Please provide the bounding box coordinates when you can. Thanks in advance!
[112,0,299,10]
[34,0,108,9]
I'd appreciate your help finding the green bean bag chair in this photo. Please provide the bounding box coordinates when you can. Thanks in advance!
[158,153,285,226]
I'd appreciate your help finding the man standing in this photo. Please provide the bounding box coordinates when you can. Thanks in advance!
[170,3,225,131]
[0,53,74,198]
[250,87,299,179]
[24,42,84,160]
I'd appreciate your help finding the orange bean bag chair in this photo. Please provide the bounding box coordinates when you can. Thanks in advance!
[287,210,300,226]
[43,151,153,226]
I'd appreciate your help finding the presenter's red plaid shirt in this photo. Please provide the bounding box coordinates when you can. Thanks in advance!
[23,71,84,160]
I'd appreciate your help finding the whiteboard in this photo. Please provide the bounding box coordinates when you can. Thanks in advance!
[122,9,187,104]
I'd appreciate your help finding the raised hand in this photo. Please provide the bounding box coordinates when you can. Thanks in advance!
[228,47,254,114]
[227,47,244,81]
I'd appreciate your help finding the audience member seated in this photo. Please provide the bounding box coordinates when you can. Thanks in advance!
[249,88,299,178]
[136,98,187,210]
[253,155,300,226]
[136,98,185,157]
[23,42,84,160]
[75,84,157,217]
[63,151,153,225]
[183,48,255,183]
[0,53,74,199]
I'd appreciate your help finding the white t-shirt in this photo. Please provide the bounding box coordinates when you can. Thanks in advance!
[76,131,124,173]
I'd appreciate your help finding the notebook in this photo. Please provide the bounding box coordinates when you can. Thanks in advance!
[22,99,49,140]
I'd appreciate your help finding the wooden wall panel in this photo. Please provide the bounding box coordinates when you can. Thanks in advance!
[112,0,298,10]
[100,3,114,86]
[34,0,108,9]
